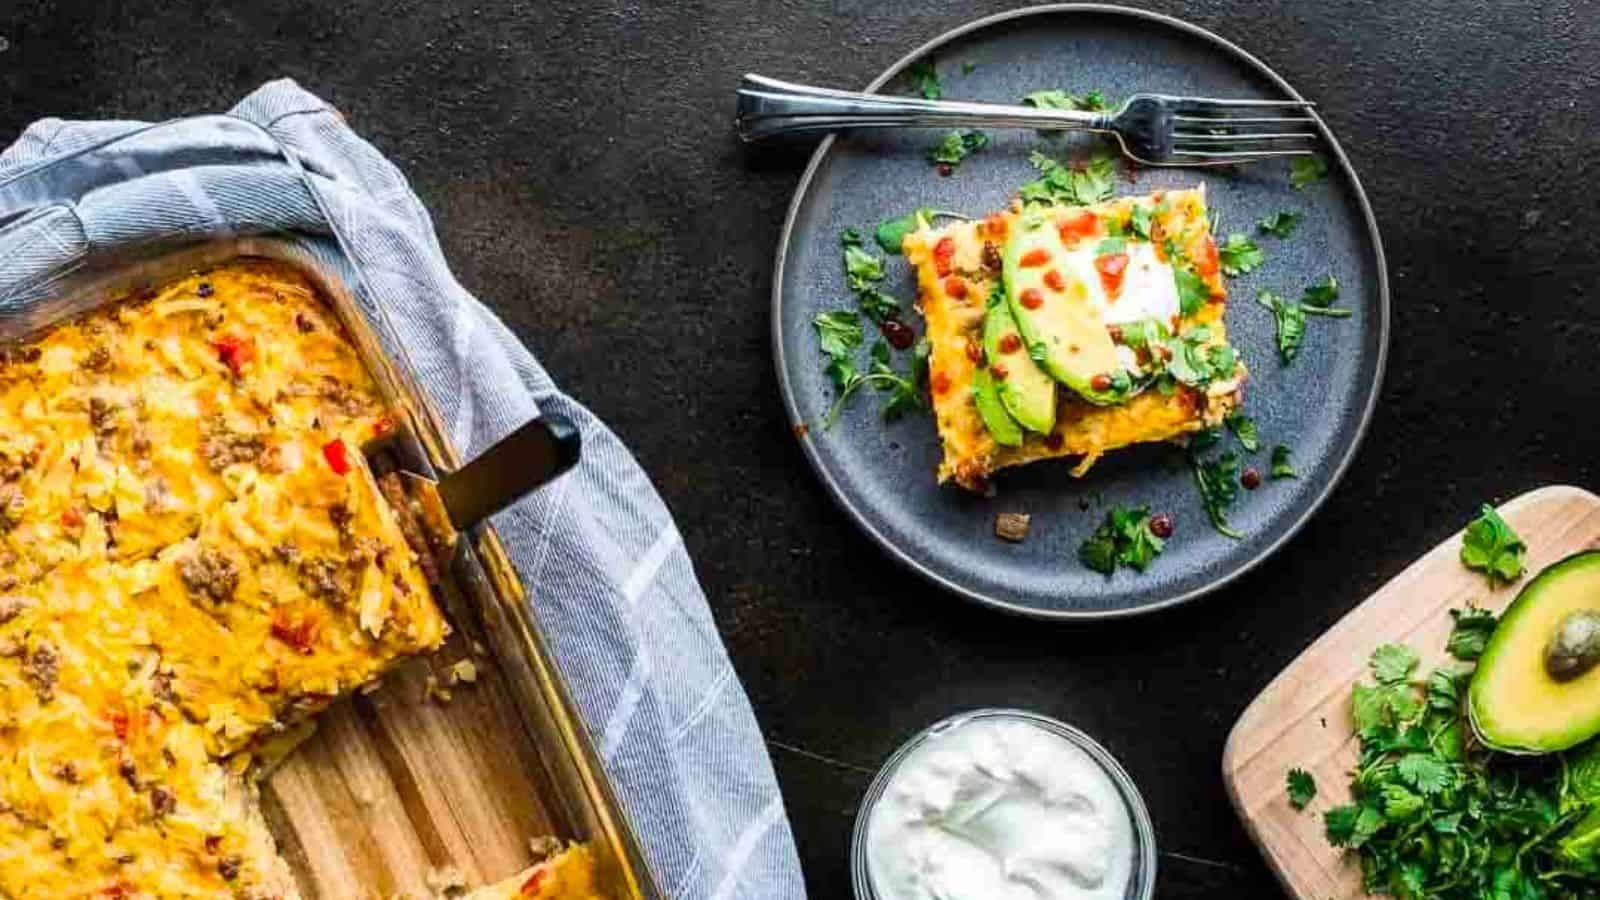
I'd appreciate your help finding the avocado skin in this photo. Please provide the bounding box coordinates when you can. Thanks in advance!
[1470,550,1600,755]
[1001,211,1122,406]
[971,368,1023,447]
[981,289,1056,434]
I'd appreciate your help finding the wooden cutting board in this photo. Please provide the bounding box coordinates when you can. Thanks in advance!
[1223,484,1600,898]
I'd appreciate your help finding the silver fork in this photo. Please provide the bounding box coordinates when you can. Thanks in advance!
[735,74,1320,167]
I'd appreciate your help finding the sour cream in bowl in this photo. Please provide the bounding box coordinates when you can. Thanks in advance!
[852,709,1156,900]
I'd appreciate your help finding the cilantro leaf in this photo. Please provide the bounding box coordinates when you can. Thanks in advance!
[928,130,989,167]
[1303,274,1340,307]
[1426,666,1466,710]
[1078,505,1167,575]
[1447,606,1498,660]
[1287,768,1317,810]
[869,340,924,421]
[1226,412,1260,453]
[1290,155,1328,188]
[1021,89,1110,111]
[909,60,941,100]
[1190,451,1244,539]
[841,227,863,248]
[1382,783,1425,821]
[875,208,933,254]
[1371,643,1419,684]
[1128,203,1153,240]
[1396,752,1455,796]
[1018,150,1116,207]
[1270,445,1298,479]
[1324,804,1360,847]
[1174,268,1210,318]
[813,310,863,358]
[844,244,885,291]
[1258,210,1302,238]
[1460,504,1526,586]
[1256,290,1307,364]
[1218,233,1265,276]
[856,288,898,324]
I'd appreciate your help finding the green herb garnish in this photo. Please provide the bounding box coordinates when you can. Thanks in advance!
[1460,504,1527,586]
[1287,768,1317,810]
[844,243,885,291]
[1311,613,1600,899]
[1226,412,1260,453]
[874,208,933,254]
[1290,155,1328,189]
[1258,210,1303,238]
[909,60,942,100]
[1173,268,1210,318]
[821,340,927,428]
[929,130,989,168]
[1218,233,1265,276]
[1257,290,1307,364]
[1019,150,1116,207]
[1446,606,1496,661]
[1190,449,1244,539]
[1270,445,1298,479]
[813,310,863,358]
[1302,274,1347,313]
[1078,505,1166,574]
[1021,89,1110,111]
[1128,203,1153,240]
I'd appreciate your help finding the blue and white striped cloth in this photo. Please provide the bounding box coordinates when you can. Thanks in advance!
[0,79,804,900]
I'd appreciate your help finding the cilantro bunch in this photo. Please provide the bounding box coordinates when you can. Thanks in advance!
[1315,611,1600,899]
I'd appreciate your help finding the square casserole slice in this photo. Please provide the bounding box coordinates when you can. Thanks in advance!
[903,187,1244,491]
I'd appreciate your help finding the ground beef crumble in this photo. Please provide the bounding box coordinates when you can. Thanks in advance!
[178,548,239,604]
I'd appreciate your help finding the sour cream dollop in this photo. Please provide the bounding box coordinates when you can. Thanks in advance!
[865,716,1134,900]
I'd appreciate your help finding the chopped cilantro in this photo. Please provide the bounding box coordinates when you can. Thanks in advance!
[1021,89,1110,111]
[1190,450,1244,539]
[961,61,976,76]
[857,288,900,324]
[1078,505,1167,574]
[1256,290,1307,364]
[1095,236,1128,256]
[1164,327,1234,390]
[844,244,886,292]
[1446,606,1497,661]
[1302,274,1348,315]
[1258,210,1302,238]
[1270,445,1298,479]
[875,208,932,254]
[909,60,941,100]
[1308,620,1600,899]
[1226,412,1260,452]
[928,130,989,167]
[1460,504,1526,586]
[1287,768,1317,810]
[1218,233,1265,276]
[1128,203,1153,240]
[1173,267,1210,318]
[1019,150,1116,207]
[821,340,927,428]
[841,227,863,247]
[1370,643,1418,684]
[1290,155,1328,188]
[812,310,863,358]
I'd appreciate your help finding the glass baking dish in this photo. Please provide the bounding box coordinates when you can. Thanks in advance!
[0,233,664,899]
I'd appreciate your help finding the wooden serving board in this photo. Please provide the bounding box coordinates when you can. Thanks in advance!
[1223,485,1600,899]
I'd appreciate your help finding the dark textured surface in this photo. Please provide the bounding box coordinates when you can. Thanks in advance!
[774,7,1387,619]
[3,2,1597,897]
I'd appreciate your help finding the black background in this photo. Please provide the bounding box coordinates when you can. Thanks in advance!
[5,2,1599,897]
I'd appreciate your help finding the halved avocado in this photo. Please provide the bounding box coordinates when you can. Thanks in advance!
[981,289,1056,434]
[971,368,1023,447]
[1470,551,1600,754]
[1002,211,1121,404]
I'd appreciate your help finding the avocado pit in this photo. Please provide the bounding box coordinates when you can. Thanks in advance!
[1546,609,1600,682]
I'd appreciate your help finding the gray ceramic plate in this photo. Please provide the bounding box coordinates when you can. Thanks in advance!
[772,4,1388,619]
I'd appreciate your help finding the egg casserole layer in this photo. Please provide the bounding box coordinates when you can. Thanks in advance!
[0,261,450,898]
[903,187,1244,491]
[463,844,604,900]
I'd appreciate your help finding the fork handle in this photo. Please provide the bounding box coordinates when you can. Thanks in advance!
[735,74,1109,141]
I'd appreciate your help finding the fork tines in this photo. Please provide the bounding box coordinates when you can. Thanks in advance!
[1169,98,1321,161]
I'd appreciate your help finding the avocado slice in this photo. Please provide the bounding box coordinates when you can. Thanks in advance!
[971,368,1023,447]
[1470,550,1600,754]
[1003,211,1122,404]
[981,289,1056,434]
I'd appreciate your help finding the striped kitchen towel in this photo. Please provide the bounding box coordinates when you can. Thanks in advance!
[0,79,804,900]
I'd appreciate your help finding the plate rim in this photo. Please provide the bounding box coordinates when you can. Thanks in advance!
[768,2,1391,620]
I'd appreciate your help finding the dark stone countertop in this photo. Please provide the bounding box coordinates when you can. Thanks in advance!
[5,2,1598,897]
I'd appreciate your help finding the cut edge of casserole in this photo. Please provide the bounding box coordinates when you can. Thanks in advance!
[0,260,461,898]
[903,186,1245,492]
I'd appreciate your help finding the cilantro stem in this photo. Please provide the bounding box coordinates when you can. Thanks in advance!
[821,372,914,430]
[1303,306,1353,318]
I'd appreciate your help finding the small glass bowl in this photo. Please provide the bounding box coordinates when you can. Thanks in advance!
[850,708,1157,900]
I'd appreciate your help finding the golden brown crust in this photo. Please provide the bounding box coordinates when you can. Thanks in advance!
[905,189,1244,491]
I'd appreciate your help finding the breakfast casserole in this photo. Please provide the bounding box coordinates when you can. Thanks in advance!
[0,260,460,898]
[902,186,1244,491]
[463,844,605,900]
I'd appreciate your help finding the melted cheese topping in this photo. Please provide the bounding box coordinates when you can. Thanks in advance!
[907,188,1244,490]
[0,261,449,898]
[463,844,605,900]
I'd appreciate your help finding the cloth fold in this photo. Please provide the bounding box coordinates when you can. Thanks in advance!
[0,79,803,900]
